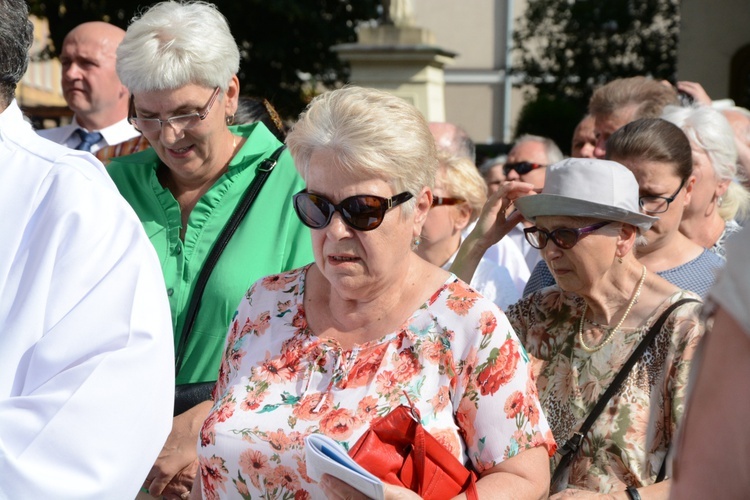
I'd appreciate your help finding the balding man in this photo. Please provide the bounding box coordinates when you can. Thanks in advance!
[38,22,148,163]
[428,122,476,163]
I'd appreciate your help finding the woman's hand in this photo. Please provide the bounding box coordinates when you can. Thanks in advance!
[143,400,212,498]
[450,180,537,283]
[319,475,421,500]
[472,180,537,247]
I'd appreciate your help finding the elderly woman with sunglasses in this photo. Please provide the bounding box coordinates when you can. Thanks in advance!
[106,2,313,498]
[452,158,705,499]
[193,86,556,499]
[524,119,725,299]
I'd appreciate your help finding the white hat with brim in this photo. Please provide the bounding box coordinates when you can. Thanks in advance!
[514,158,658,232]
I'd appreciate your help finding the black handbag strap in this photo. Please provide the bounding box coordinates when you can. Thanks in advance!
[551,297,700,487]
[174,144,287,376]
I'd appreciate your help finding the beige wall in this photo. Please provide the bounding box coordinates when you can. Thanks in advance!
[412,0,519,144]
[678,0,750,100]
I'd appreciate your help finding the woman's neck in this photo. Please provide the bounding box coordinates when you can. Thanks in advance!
[579,261,646,327]
[416,234,461,268]
[307,255,446,349]
[159,132,241,238]
[635,230,705,273]
[679,212,725,249]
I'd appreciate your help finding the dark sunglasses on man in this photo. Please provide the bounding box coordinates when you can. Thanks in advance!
[293,190,413,231]
[503,161,546,176]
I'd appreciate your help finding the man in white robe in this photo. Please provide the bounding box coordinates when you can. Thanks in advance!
[0,1,174,497]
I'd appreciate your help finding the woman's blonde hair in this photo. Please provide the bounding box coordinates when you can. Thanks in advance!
[286,86,437,213]
[437,152,488,223]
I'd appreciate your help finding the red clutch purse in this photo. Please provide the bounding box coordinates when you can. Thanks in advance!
[348,396,479,500]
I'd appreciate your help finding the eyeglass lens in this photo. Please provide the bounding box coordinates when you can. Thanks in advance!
[639,179,686,214]
[129,87,219,133]
[293,191,412,231]
[525,221,611,250]
[503,161,543,176]
[527,228,580,249]
[432,196,464,207]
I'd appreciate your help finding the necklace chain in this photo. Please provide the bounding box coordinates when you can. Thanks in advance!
[578,265,647,353]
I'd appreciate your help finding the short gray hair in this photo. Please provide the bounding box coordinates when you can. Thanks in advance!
[116,1,240,93]
[286,86,437,213]
[514,134,564,164]
[0,0,33,107]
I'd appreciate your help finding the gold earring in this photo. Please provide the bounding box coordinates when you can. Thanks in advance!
[617,256,623,264]
[226,114,235,126]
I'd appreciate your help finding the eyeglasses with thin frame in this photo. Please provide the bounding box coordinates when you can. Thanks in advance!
[638,179,686,214]
[431,196,464,207]
[524,221,612,250]
[128,86,221,133]
[293,190,413,231]
[503,161,546,176]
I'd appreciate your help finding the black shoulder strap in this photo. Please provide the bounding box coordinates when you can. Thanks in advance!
[174,144,287,376]
[551,297,701,487]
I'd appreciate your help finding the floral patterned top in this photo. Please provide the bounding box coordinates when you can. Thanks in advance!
[198,265,556,499]
[506,287,704,494]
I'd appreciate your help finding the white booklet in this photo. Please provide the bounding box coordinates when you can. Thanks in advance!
[304,433,385,500]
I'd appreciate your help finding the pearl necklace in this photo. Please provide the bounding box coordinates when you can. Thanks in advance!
[578,265,647,353]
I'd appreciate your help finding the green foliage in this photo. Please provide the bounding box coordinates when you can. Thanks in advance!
[27,0,380,119]
[514,94,582,156]
[513,0,680,113]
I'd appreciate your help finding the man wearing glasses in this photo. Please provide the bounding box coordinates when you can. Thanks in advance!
[503,134,565,272]
[37,22,149,163]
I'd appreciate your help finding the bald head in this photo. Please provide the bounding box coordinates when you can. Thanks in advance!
[60,22,129,130]
[429,122,476,163]
[65,22,125,50]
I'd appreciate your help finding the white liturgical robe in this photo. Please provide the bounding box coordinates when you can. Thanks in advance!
[0,100,174,499]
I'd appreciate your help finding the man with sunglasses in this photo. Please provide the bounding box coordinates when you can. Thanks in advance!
[504,135,563,191]
[503,134,564,272]
[37,22,149,163]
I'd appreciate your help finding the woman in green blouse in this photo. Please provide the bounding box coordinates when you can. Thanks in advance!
[108,2,313,498]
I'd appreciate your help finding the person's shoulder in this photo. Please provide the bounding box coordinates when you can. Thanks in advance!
[436,275,519,335]
[507,285,579,318]
[6,127,109,185]
[697,247,726,268]
[107,148,160,179]
[244,265,310,305]
[35,123,75,143]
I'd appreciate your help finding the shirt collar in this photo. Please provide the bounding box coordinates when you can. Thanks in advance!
[71,116,141,146]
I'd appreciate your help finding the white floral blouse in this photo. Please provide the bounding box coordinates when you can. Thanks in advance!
[197,265,556,499]
[506,287,704,494]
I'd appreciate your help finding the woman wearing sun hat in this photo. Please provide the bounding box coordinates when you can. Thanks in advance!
[455,158,705,498]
